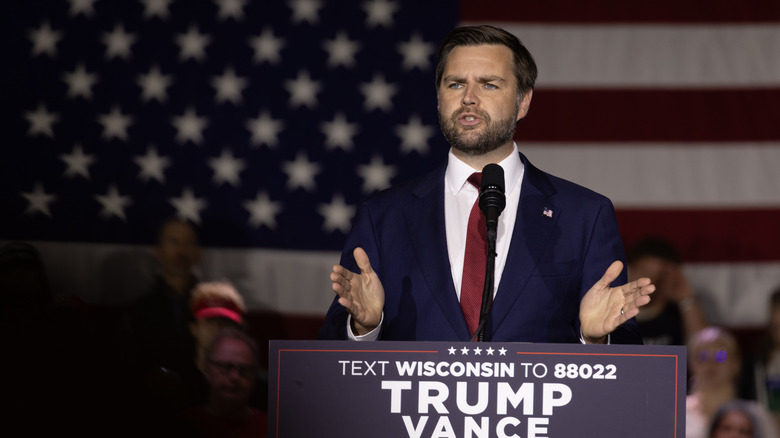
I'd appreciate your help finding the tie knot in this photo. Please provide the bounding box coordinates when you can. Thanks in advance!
[467,172,482,189]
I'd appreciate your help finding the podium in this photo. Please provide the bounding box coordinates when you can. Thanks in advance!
[269,341,686,437]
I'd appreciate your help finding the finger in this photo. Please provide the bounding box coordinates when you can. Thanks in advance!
[353,247,374,276]
[595,260,624,289]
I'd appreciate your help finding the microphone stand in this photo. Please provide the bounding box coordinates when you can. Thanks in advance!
[472,228,497,342]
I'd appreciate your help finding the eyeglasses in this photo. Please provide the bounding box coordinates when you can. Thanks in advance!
[697,349,728,363]
[207,359,257,379]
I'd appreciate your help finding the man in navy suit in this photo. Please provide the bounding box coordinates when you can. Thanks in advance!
[318,25,654,344]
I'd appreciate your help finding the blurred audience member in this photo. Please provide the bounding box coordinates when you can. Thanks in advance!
[750,287,780,424]
[190,281,248,371]
[627,237,708,345]
[709,400,762,438]
[123,218,202,377]
[687,327,778,438]
[183,327,267,437]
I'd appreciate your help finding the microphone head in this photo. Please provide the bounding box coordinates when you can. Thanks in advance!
[480,164,505,194]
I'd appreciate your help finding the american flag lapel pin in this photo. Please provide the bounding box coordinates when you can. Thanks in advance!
[543,207,553,218]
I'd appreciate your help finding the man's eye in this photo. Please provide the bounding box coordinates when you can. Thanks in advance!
[448,83,463,89]
[485,83,498,90]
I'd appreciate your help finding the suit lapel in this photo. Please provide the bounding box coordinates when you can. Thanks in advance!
[405,167,471,338]
[489,153,560,332]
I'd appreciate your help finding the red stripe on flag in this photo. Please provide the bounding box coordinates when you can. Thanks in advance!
[617,209,780,263]
[517,89,780,142]
[461,0,780,23]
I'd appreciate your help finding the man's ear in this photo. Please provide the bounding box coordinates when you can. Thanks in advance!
[516,89,533,121]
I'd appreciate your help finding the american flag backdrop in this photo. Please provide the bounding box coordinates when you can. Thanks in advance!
[2,0,780,328]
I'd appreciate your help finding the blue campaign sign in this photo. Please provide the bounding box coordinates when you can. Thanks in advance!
[269,341,686,438]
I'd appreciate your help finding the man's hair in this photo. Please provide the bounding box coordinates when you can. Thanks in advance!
[435,25,537,97]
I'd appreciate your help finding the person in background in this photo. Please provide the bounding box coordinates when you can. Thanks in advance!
[189,281,248,372]
[709,400,762,438]
[626,236,708,345]
[749,286,780,427]
[687,326,778,438]
[182,327,267,438]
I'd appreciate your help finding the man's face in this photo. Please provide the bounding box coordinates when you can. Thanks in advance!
[155,221,201,278]
[205,337,257,404]
[712,410,753,438]
[437,44,531,156]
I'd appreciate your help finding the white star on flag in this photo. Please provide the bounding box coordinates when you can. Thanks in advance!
[176,25,211,62]
[363,0,399,28]
[170,187,208,224]
[60,144,95,179]
[29,21,61,57]
[283,152,321,191]
[360,74,397,112]
[69,0,97,17]
[98,106,134,141]
[289,0,323,25]
[285,70,322,109]
[321,112,358,151]
[95,185,132,221]
[208,149,246,187]
[318,194,355,233]
[212,67,247,105]
[397,33,434,71]
[141,0,173,19]
[357,155,396,193]
[215,0,248,21]
[137,65,173,103]
[323,31,361,68]
[243,191,282,229]
[171,107,208,144]
[246,110,284,148]
[396,114,434,154]
[249,27,286,65]
[63,64,99,100]
[24,103,59,138]
[102,24,136,60]
[21,183,57,217]
[134,146,170,183]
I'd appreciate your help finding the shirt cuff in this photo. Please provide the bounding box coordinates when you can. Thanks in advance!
[579,329,611,345]
[347,312,383,341]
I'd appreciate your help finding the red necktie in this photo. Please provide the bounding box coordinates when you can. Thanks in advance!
[460,172,486,337]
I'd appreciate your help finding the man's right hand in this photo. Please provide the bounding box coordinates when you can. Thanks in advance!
[330,247,385,336]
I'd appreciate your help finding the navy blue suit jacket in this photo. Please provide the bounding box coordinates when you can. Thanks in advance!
[318,153,641,344]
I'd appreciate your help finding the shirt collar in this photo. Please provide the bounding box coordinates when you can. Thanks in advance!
[445,143,524,196]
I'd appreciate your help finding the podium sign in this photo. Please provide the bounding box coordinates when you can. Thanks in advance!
[269,341,686,437]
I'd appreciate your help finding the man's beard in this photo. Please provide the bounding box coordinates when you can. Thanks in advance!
[439,107,518,156]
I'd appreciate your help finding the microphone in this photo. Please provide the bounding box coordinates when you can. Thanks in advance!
[479,164,506,243]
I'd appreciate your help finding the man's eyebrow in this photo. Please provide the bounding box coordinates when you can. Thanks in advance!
[442,74,506,83]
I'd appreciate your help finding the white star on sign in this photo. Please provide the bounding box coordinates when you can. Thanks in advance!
[96,185,132,221]
[249,27,286,65]
[171,107,208,145]
[98,106,133,141]
[60,144,95,179]
[208,149,246,187]
[69,0,97,17]
[499,347,507,356]
[357,155,396,193]
[176,25,211,62]
[473,347,482,355]
[323,31,360,68]
[102,24,136,60]
[29,21,61,57]
[448,347,456,355]
[215,0,247,21]
[170,187,207,224]
[486,347,495,355]
[360,74,397,112]
[363,0,398,28]
[243,191,282,229]
[285,70,322,109]
[24,103,59,138]
[288,0,322,24]
[21,183,57,217]
[212,67,247,105]
[396,114,434,154]
[63,64,98,100]
[282,152,320,191]
[141,0,173,19]
[318,194,355,234]
[398,33,434,71]
[246,110,284,147]
[461,346,470,355]
[137,65,172,103]
[321,112,358,151]
[134,146,170,183]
